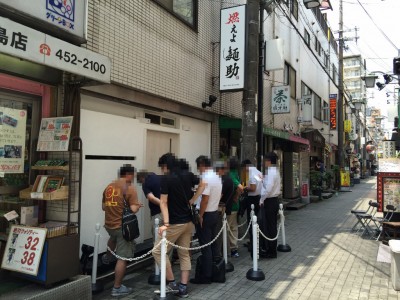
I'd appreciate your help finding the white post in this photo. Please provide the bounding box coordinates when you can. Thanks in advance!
[252,215,258,271]
[154,218,160,276]
[277,203,291,252]
[251,204,255,219]
[92,223,100,285]
[223,213,228,265]
[160,230,167,298]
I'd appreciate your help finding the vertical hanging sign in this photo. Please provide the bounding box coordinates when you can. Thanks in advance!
[219,5,246,92]
[271,86,290,113]
[302,95,313,125]
[329,94,337,130]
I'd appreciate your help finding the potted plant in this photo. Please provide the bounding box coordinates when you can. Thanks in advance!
[310,170,323,199]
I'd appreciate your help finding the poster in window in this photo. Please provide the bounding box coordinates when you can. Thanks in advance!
[37,116,73,151]
[0,108,27,173]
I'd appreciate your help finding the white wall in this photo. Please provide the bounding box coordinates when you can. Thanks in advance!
[79,96,211,252]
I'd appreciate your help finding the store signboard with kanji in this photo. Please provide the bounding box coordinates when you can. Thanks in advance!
[302,95,313,125]
[37,116,73,151]
[329,94,337,130]
[271,86,290,114]
[382,141,396,158]
[0,0,87,39]
[1,225,47,276]
[220,5,246,92]
[0,17,111,83]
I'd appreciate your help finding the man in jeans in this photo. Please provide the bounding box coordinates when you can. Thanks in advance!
[189,156,222,284]
[102,165,143,297]
[152,153,194,298]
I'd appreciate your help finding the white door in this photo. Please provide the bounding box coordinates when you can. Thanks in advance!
[145,130,179,174]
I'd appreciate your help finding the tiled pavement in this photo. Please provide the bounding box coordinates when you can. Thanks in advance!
[94,177,400,300]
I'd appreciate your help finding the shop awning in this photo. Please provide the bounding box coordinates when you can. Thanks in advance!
[219,116,241,129]
[264,126,310,145]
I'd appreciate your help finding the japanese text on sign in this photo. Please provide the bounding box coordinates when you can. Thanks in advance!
[1,225,47,276]
[329,94,337,130]
[220,5,246,91]
[272,86,290,113]
[0,16,111,83]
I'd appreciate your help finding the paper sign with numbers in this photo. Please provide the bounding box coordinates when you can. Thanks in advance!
[1,225,47,276]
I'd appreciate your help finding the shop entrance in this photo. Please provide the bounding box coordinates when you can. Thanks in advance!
[145,130,179,173]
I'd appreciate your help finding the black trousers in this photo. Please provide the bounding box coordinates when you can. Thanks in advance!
[246,195,260,245]
[263,197,279,254]
[197,211,219,278]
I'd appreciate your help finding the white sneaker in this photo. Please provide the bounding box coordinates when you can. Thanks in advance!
[111,284,133,297]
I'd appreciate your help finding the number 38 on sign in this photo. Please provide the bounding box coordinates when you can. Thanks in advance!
[1,225,47,276]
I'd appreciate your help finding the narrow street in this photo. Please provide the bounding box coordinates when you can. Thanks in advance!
[93,177,398,300]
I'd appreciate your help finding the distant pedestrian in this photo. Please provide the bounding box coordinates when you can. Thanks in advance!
[260,152,281,259]
[102,165,143,297]
[152,153,194,298]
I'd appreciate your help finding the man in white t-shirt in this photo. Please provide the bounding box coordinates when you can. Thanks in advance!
[189,155,222,284]
[241,159,263,253]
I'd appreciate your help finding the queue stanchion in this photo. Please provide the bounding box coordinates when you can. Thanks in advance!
[277,203,291,252]
[91,223,104,293]
[154,231,173,300]
[246,215,265,281]
[223,213,234,272]
[148,218,161,285]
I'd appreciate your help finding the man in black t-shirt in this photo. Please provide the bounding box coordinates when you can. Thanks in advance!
[151,153,194,298]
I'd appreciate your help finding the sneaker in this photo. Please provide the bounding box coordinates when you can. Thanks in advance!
[166,281,179,293]
[111,284,133,297]
[231,250,239,258]
[176,284,189,298]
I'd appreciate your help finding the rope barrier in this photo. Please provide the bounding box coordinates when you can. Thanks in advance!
[257,223,282,241]
[226,219,252,242]
[107,239,162,262]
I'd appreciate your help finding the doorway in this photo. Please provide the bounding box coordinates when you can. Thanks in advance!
[145,130,179,173]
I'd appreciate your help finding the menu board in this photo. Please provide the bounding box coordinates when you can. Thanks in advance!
[1,225,47,276]
[0,108,27,173]
[37,117,73,151]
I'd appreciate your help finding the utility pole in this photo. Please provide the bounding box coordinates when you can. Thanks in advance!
[337,0,345,173]
[241,0,259,164]
[257,2,264,171]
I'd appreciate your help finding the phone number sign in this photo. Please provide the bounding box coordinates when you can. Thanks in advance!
[0,16,111,83]
[1,225,47,276]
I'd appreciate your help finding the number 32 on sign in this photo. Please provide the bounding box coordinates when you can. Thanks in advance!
[1,225,47,276]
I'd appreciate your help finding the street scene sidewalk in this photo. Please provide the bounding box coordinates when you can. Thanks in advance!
[94,178,399,300]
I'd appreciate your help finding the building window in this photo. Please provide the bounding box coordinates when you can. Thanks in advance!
[153,0,197,28]
[291,0,298,20]
[324,51,329,67]
[323,101,329,123]
[304,29,310,47]
[285,62,296,99]
[313,93,321,120]
[332,64,338,85]
[301,81,312,96]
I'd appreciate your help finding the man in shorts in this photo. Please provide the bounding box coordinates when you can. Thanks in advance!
[102,164,143,297]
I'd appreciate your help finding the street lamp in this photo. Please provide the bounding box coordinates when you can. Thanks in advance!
[361,74,379,88]
[375,116,384,126]
[303,0,322,8]
[351,98,365,111]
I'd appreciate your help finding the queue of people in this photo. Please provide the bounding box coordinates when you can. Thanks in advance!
[101,152,281,297]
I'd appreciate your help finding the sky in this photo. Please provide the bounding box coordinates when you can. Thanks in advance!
[325,0,400,131]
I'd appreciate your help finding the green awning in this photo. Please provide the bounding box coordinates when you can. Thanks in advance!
[219,116,242,129]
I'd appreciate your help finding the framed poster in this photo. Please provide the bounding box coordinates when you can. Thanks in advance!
[377,172,400,212]
[37,116,73,151]
[0,107,27,173]
[1,225,47,276]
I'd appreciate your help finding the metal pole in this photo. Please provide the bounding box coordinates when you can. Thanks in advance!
[257,2,265,170]
[337,0,345,173]
[241,0,259,163]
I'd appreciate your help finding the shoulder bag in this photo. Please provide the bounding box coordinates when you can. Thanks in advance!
[121,193,140,241]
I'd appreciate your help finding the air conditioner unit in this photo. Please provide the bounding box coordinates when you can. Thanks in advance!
[138,117,150,124]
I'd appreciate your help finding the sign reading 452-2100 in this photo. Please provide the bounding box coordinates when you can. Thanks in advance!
[44,35,111,83]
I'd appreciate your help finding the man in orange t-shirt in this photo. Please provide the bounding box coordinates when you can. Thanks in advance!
[102,164,143,297]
